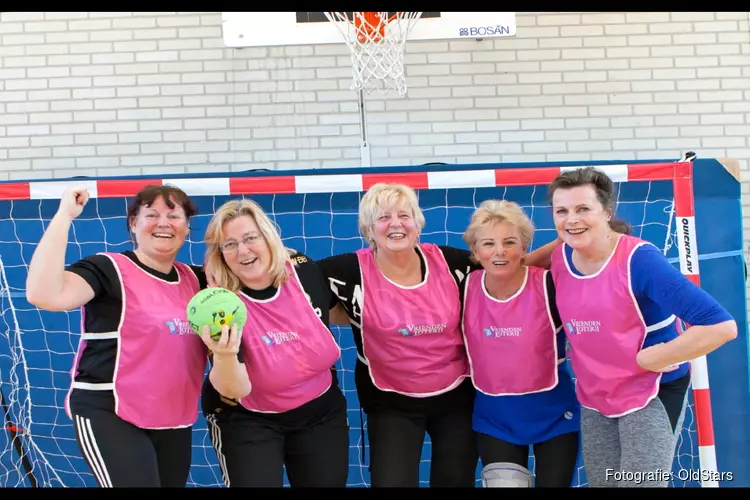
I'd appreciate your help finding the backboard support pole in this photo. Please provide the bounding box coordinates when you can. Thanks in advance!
[357,88,371,167]
[218,12,517,169]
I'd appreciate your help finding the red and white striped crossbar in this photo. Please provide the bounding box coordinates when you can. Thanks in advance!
[0,162,683,200]
[0,160,719,483]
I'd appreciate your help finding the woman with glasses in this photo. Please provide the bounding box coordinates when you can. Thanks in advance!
[200,198,349,488]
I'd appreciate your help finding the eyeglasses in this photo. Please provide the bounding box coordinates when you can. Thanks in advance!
[219,234,264,253]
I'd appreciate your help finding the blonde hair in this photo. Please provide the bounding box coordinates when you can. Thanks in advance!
[358,183,426,248]
[204,198,294,292]
[462,200,535,255]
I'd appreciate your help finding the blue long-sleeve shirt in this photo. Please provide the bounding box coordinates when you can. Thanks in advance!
[564,242,733,383]
[472,242,733,447]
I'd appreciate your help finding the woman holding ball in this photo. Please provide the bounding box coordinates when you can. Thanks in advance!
[26,184,249,488]
[201,198,349,488]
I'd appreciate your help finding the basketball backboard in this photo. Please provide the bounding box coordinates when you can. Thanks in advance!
[221,12,516,48]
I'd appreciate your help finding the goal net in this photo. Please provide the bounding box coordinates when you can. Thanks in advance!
[0,160,724,487]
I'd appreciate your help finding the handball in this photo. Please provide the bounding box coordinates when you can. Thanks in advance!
[186,288,247,341]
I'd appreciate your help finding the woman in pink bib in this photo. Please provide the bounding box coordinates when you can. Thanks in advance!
[548,166,737,487]
[201,198,349,488]
[26,185,247,487]
[461,200,580,488]
[316,182,558,487]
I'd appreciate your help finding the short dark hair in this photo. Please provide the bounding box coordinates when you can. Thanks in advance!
[126,184,198,234]
[547,166,631,235]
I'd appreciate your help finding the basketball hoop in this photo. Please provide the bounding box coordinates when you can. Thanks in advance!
[324,12,422,96]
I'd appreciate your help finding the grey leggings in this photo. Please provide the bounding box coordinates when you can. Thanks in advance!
[581,374,690,487]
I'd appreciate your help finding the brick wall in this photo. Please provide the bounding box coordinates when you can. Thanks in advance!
[0,11,748,313]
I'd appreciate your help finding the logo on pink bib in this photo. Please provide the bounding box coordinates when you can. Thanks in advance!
[565,319,601,335]
[396,323,447,337]
[260,331,301,346]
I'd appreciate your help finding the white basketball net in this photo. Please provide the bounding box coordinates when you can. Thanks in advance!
[324,12,422,96]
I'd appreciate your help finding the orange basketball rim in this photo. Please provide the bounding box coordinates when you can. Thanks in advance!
[350,12,400,43]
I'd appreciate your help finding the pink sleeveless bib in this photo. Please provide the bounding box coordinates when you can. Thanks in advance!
[462,266,559,395]
[551,235,661,417]
[237,260,341,413]
[66,253,208,429]
[356,243,468,397]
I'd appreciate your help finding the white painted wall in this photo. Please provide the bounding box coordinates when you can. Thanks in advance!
[0,11,748,313]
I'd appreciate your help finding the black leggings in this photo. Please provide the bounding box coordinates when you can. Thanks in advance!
[367,408,478,487]
[476,431,579,487]
[477,432,579,488]
[206,385,349,487]
[364,380,478,488]
[69,390,192,487]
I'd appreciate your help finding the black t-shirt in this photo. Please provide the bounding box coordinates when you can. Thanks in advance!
[315,244,480,412]
[66,250,208,385]
[200,251,341,416]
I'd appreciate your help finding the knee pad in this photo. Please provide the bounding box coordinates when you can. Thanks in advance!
[481,462,532,487]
